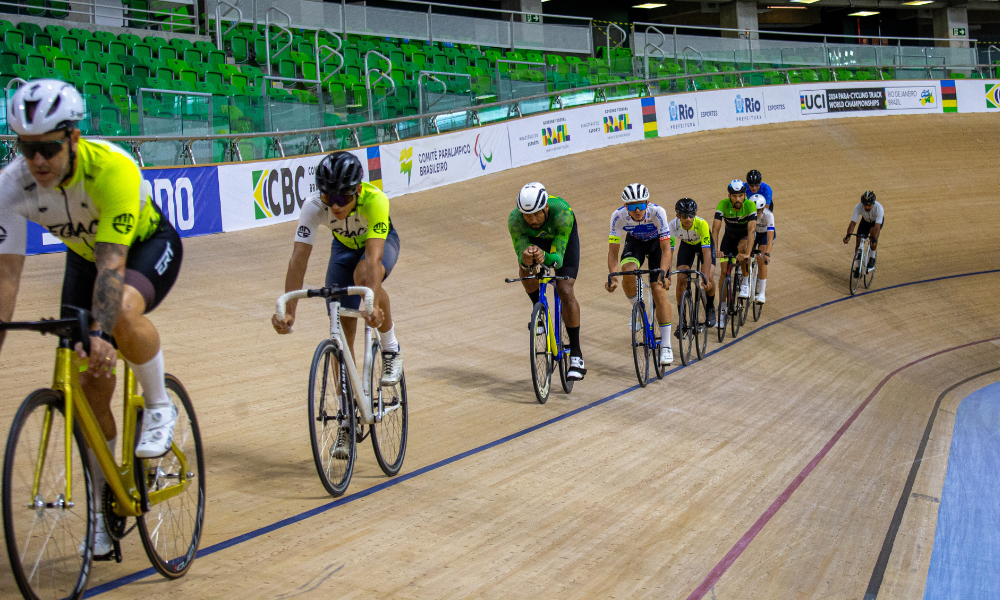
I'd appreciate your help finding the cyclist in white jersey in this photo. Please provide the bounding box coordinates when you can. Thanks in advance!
[843,190,883,273]
[605,183,673,365]
[750,194,774,303]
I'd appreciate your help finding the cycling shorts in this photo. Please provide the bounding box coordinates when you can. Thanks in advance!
[676,239,716,269]
[529,218,580,280]
[857,217,884,237]
[753,231,776,248]
[620,234,663,271]
[60,214,182,318]
[720,228,748,260]
[325,228,400,310]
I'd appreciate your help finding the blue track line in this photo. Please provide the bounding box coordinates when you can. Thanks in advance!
[84,268,1000,597]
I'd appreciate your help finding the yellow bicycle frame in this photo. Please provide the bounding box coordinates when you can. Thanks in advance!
[542,275,557,357]
[38,347,191,518]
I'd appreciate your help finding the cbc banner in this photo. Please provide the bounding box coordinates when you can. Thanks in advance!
[216,148,374,232]
[379,124,512,196]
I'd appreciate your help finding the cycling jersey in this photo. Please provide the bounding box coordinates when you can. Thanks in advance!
[0,139,160,261]
[668,216,712,247]
[295,182,392,250]
[755,209,775,235]
[715,197,757,232]
[608,203,670,243]
[508,195,575,269]
[748,182,773,211]
[852,201,884,225]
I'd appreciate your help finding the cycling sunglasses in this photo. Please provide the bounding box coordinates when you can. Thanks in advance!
[17,138,67,160]
[322,191,356,207]
[677,212,696,219]
[626,202,647,212]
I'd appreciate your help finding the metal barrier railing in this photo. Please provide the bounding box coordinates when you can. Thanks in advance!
[2,63,995,167]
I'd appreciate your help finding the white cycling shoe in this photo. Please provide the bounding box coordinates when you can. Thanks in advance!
[566,356,587,380]
[79,513,114,558]
[379,347,403,386]
[755,292,766,304]
[738,282,751,299]
[331,427,350,460]
[659,344,673,366]
[135,405,178,459]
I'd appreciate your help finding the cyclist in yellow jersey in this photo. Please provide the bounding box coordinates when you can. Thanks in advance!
[273,151,401,376]
[0,80,184,559]
[668,198,717,326]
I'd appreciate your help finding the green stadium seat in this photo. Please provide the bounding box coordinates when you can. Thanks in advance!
[131,43,152,61]
[118,33,142,47]
[2,28,24,47]
[230,36,250,63]
[36,66,66,80]
[38,46,71,72]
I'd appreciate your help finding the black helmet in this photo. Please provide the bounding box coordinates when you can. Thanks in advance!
[746,169,762,185]
[861,190,876,205]
[316,152,364,196]
[675,198,698,215]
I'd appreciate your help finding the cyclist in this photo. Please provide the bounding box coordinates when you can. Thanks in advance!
[668,198,717,327]
[0,80,184,559]
[843,190,883,274]
[710,179,757,324]
[605,184,674,366]
[273,151,403,458]
[508,182,586,380]
[746,169,773,212]
[750,194,774,304]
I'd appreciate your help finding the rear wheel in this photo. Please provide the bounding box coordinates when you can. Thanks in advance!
[864,243,876,289]
[849,247,863,295]
[649,292,664,379]
[529,303,552,404]
[308,340,356,497]
[558,317,574,394]
[695,288,708,360]
[730,271,743,339]
[137,375,205,579]
[631,300,650,387]
[370,345,408,477]
[3,389,93,600]
[678,288,694,366]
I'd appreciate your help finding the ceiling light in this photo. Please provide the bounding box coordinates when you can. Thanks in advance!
[791,0,820,3]
[768,5,807,8]
[902,0,932,4]
[848,10,880,16]
[633,3,668,8]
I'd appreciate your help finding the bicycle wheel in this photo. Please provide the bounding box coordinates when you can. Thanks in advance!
[695,288,708,360]
[741,263,755,326]
[730,271,743,339]
[864,245,876,289]
[529,303,552,404]
[558,318,574,394]
[307,339,357,497]
[717,275,730,342]
[849,248,863,295]
[631,300,650,387]
[370,346,408,477]
[678,288,694,366]
[137,375,205,579]
[3,389,93,600]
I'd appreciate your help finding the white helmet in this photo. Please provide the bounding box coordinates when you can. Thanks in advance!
[7,79,85,136]
[750,194,766,210]
[517,182,548,214]
[621,183,649,203]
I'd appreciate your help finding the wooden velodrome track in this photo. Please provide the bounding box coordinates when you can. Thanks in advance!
[2,112,999,599]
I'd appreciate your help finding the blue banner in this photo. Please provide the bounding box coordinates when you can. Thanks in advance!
[26,166,223,256]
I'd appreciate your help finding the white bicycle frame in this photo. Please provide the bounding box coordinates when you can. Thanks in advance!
[276,286,398,426]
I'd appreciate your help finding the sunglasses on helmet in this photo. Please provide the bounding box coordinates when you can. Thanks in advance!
[322,191,356,207]
[17,138,67,160]
[626,202,647,212]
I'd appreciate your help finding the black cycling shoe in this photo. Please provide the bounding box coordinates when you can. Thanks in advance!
[706,308,717,328]
[867,257,876,271]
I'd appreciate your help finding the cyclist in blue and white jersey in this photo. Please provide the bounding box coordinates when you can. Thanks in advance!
[750,194,774,304]
[605,183,674,365]
[746,169,773,212]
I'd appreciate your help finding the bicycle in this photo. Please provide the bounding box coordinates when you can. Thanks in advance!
[848,233,875,295]
[276,286,408,497]
[504,267,573,404]
[750,248,765,322]
[716,253,748,341]
[1,306,204,600]
[607,268,666,386]
[669,268,709,365]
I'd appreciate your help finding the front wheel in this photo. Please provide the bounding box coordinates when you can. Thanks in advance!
[529,303,552,404]
[730,272,743,339]
[137,375,206,579]
[717,276,730,342]
[3,389,93,600]
[631,300,650,387]
[308,340,357,497]
[370,346,408,477]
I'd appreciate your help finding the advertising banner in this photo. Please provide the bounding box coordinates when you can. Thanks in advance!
[25,165,224,256]
[953,78,1000,113]
[217,147,377,232]
[797,81,941,119]
[507,108,581,168]
[380,124,512,196]
[573,100,648,152]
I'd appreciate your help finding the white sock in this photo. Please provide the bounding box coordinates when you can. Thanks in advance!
[88,436,116,515]
[871,250,877,259]
[758,279,767,294]
[129,350,171,409]
[627,295,637,306]
[378,325,398,352]
[661,323,671,340]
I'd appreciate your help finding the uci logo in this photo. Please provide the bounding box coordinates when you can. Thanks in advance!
[112,213,135,234]
[372,222,388,235]
[668,101,694,122]
[801,93,825,110]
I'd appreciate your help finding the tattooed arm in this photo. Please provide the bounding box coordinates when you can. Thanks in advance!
[0,254,25,352]
[78,242,127,376]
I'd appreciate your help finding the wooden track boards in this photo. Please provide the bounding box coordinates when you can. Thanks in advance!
[1,112,998,598]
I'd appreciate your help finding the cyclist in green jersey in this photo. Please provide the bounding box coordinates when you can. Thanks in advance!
[508,182,585,380]
[711,180,757,316]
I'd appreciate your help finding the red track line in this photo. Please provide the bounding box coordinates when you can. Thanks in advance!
[685,335,1000,600]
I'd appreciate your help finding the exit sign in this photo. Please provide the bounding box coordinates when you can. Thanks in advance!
[524,14,540,23]
[952,27,966,36]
